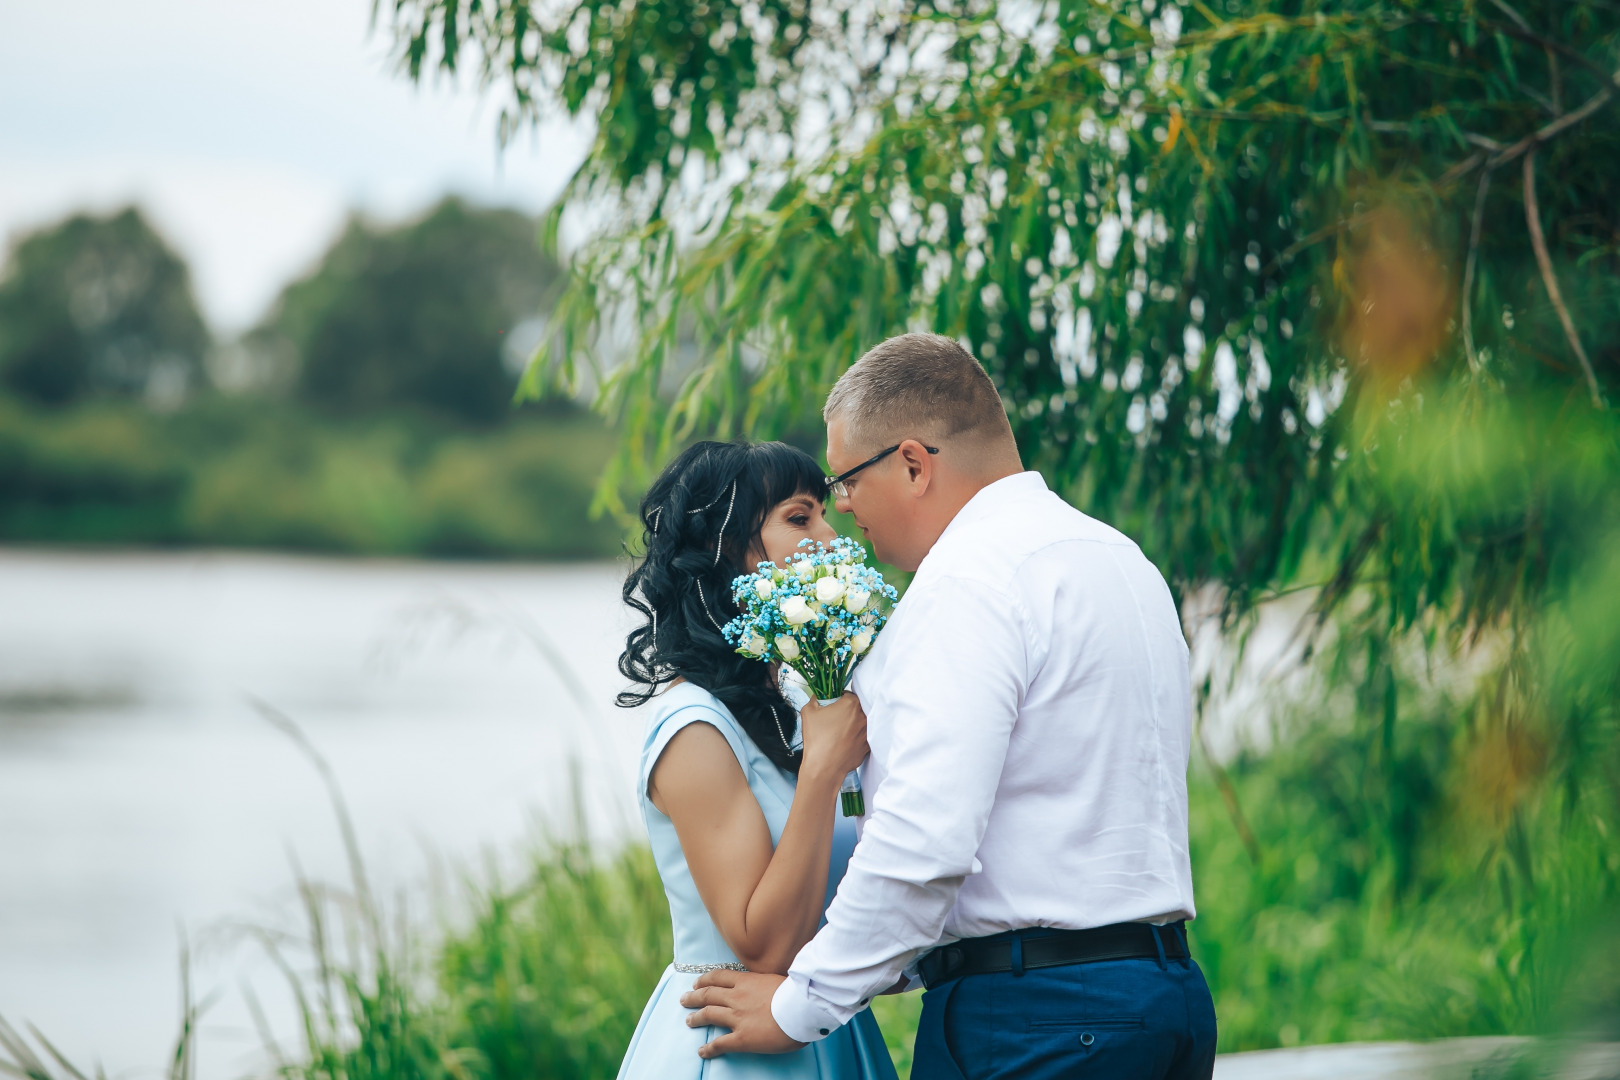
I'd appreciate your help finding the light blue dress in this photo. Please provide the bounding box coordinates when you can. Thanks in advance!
[617,682,897,1080]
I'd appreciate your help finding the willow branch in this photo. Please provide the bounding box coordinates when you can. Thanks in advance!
[1445,76,1618,182]
[1260,210,1378,276]
[1437,149,1489,187]
[1523,150,1604,408]
[1479,15,1615,82]
[1490,81,1618,167]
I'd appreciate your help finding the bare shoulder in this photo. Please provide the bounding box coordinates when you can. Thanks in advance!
[648,720,749,814]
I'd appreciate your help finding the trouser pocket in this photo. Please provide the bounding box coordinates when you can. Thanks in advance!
[1026,1017,1146,1032]
[912,976,970,1080]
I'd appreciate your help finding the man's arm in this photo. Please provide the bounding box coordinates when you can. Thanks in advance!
[682,574,1026,1052]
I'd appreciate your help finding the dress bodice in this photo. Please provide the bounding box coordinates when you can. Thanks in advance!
[637,682,858,968]
[619,683,897,1080]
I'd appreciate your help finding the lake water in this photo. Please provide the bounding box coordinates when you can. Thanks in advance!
[0,549,649,1080]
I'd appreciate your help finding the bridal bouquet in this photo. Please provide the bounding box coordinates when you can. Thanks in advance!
[723,536,898,815]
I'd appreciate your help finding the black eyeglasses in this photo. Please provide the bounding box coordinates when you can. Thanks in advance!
[825,443,939,498]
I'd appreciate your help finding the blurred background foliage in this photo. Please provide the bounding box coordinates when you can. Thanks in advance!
[0,199,617,558]
[0,208,210,408]
[249,198,560,423]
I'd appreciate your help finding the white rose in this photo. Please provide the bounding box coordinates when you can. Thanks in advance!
[843,588,870,614]
[826,624,846,644]
[815,576,846,604]
[795,559,817,580]
[753,577,774,600]
[851,629,874,655]
[775,634,801,661]
[779,596,815,625]
[744,632,769,656]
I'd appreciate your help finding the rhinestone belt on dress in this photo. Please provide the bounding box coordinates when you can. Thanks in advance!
[673,961,749,974]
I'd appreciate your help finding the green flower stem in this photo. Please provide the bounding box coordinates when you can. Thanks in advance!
[817,695,865,818]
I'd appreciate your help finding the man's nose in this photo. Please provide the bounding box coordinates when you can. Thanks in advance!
[834,493,853,516]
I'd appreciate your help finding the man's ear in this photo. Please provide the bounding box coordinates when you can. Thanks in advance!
[898,439,935,494]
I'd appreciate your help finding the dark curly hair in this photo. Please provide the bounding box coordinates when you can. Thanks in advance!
[617,440,826,774]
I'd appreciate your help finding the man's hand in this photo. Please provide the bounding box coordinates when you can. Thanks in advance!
[680,970,805,1058]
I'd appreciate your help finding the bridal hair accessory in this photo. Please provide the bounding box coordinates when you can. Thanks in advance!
[696,480,737,567]
[694,579,726,633]
[648,477,740,641]
[693,480,737,632]
[722,536,898,816]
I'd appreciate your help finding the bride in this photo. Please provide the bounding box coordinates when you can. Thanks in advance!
[614,440,897,1080]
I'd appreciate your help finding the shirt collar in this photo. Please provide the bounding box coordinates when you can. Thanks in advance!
[935,470,1049,547]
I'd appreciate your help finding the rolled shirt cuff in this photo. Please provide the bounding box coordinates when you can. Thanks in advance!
[770,974,844,1045]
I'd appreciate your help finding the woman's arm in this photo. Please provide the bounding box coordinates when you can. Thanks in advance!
[649,696,866,975]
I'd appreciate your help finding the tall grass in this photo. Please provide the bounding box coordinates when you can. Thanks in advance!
[236,702,675,1080]
[0,944,205,1080]
[248,839,670,1080]
[436,843,669,1080]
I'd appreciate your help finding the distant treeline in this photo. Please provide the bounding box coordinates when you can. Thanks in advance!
[0,394,619,557]
[0,198,621,557]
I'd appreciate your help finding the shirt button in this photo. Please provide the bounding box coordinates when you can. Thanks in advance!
[1081,1033,1096,1046]
[819,1028,830,1036]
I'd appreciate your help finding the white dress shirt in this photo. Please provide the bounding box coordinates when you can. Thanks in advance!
[771,471,1197,1043]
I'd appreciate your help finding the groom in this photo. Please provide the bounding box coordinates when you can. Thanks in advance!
[681,333,1217,1078]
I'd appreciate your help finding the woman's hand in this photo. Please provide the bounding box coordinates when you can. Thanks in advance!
[798,693,868,780]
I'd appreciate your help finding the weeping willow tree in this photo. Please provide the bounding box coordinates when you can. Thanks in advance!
[385,0,1620,1040]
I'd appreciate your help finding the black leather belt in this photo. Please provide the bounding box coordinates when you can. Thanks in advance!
[917,921,1190,989]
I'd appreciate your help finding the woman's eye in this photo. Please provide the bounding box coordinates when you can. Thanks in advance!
[789,515,810,527]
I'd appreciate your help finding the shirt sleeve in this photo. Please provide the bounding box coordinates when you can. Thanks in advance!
[771,573,1026,1042]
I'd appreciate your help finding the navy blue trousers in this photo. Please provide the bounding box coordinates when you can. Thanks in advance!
[910,955,1217,1079]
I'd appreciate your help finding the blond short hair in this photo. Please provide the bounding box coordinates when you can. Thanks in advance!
[823,333,1012,452]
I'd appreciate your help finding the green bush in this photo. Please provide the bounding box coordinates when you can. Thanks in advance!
[0,398,188,542]
[1190,737,1619,1051]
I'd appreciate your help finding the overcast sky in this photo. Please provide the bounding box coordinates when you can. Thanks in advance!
[0,0,588,332]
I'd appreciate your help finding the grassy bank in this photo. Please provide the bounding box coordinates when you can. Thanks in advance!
[0,395,620,558]
[224,749,1618,1080]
